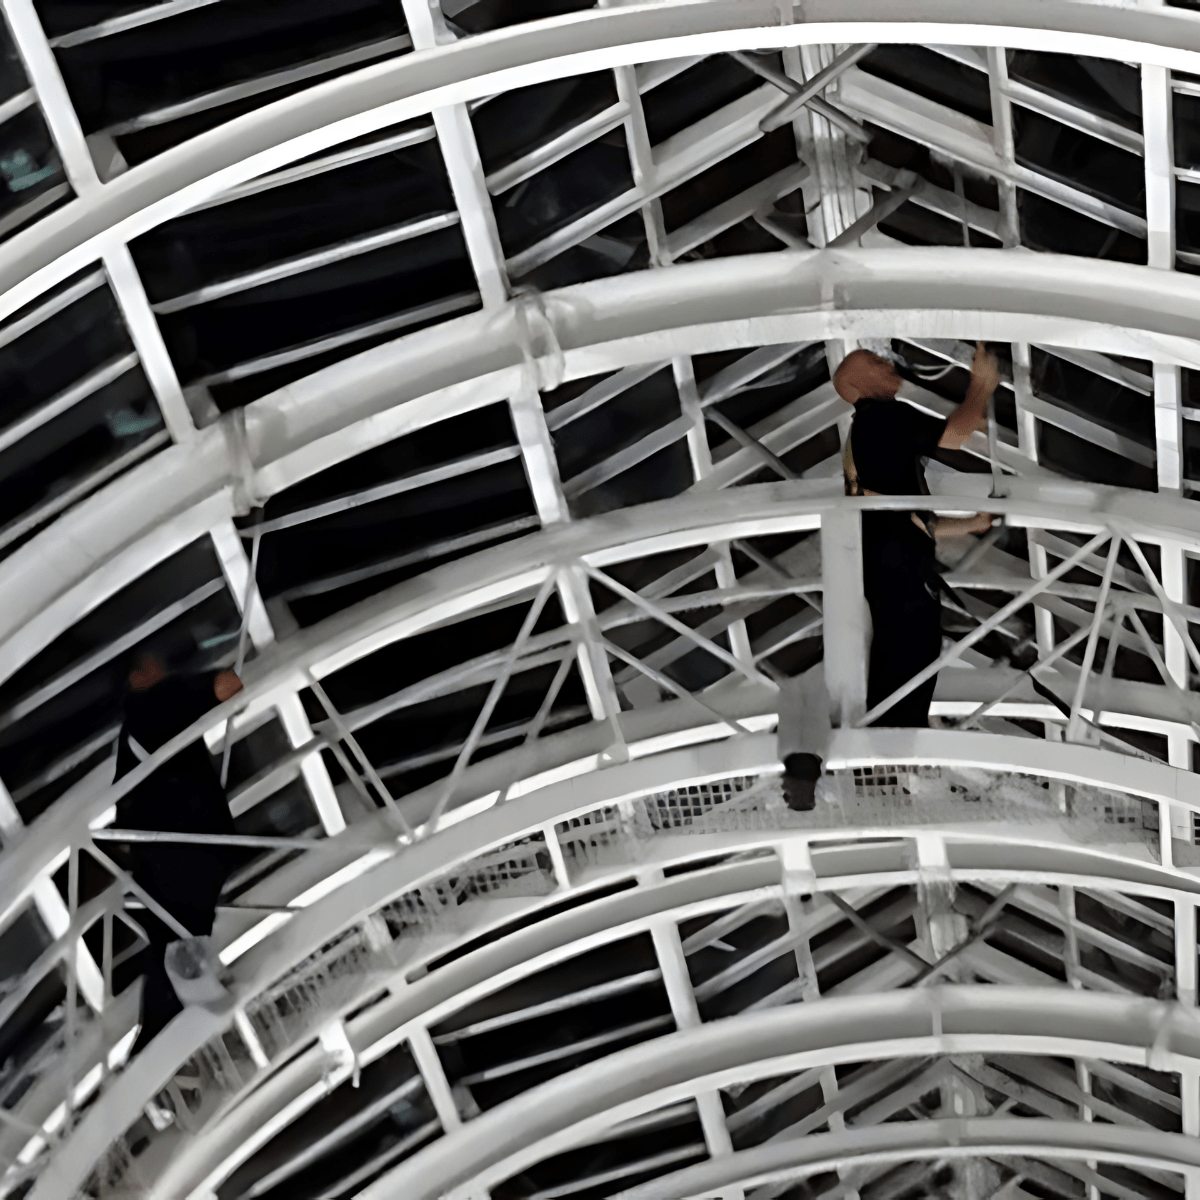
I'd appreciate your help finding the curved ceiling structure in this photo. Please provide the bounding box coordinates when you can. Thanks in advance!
[0,0,1198,1198]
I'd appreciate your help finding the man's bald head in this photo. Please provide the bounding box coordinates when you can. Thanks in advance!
[833,348,902,404]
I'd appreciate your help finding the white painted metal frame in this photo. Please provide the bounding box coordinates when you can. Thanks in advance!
[141,833,1200,1200]
[0,0,1199,324]
[5,247,1200,694]
[0,0,1197,1194]
[362,987,1200,1200]
[28,753,1200,1200]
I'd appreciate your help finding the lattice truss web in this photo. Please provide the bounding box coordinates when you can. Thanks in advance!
[0,0,1195,1196]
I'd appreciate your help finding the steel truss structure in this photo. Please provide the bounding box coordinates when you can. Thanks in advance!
[0,0,1194,1197]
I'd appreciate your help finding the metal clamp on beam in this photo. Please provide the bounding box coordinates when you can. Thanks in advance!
[512,288,565,393]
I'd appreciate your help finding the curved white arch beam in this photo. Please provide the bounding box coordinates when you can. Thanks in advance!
[148,837,1200,1200]
[829,728,1200,811]
[146,854,785,1200]
[4,248,1200,684]
[6,470,1200,922]
[614,1120,1200,1200]
[26,723,1200,1200]
[221,727,1200,1020]
[1,0,1200,323]
[4,478,1200,938]
[352,986,1200,1200]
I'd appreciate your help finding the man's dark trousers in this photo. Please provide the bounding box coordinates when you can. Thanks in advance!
[130,841,230,1053]
[862,525,942,728]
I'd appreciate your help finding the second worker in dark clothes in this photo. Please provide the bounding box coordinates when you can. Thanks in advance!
[832,343,999,727]
[114,651,243,1052]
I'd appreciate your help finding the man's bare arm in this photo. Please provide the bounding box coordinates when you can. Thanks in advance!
[934,513,994,538]
[214,670,243,702]
[938,342,999,451]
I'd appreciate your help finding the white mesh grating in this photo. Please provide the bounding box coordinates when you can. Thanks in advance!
[381,834,556,938]
[633,776,773,836]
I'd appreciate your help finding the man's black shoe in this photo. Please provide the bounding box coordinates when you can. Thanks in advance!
[782,752,822,811]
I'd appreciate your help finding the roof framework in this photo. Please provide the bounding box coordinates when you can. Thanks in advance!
[0,0,1193,1196]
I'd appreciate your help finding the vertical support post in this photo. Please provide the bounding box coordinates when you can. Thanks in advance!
[102,244,196,445]
[409,1024,463,1133]
[1154,361,1184,495]
[0,3,199,450]
[505,314,625,754]
[1162,539,1191,798]
[820,509,869,727]
[1143,63,1176,274]
[782,35,869,392]
[510,381,569,526]
[1060,886,1100,1200]
[7,0,197,447]
[1184,1073,1200,1200]
[1010,343,1039,465]
[401,0,509,309]
[649,915,742,1200]
[986,46,1020,248]
[780,850,860,1200]
[610,58,668,266]
[431,106,510,309]
[675,358,753,666]
[539,820,571,890]
[789,43,869,246]
[1066,536,1120,742]
[209,521,345,835]
[0,0,97,195]
[988,46,1064,770]
[1142,62,1191,797]
[1174,906,1196,1195]
[559,565,628,762]
[675,356,713,486]
[404,0,616,772]
[1176,899,1197,1007]
[916,834,965,965]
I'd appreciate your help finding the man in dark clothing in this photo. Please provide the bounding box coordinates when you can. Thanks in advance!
[833,344,998,727]
[114,652,242,1051]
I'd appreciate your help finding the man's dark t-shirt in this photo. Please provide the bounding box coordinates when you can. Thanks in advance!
[850,397,946,549]
[114,671,235,939]
[114,672,233,836]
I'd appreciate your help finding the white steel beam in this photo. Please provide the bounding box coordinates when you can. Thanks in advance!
[0,777,104,1014]
[174,725,1200,1045]
[29,733,1200,1200]
[4,0,1200,321]
[1143,61,1191,803]
[7,479,1200,927]
[208,520,344,836]
[1144,64,1176,274]
[0,0,197,444]
[839,67,1146,238]
[819,508,869,727]
[610,1119,1200,1199]
[6,245,1200,693]
[133,840,1200,1200]
[360,987,1200,1200]
[649,916,741,1199]
[101,242,196,444]
[417,0,627,738]
[401,0,508,310]
[0,0,97,196]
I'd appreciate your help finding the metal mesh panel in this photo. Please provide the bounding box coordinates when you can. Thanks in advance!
[820,767,1161,854]
[247,924,381,1061]
[557,806,630,877]
[380,833,555,938]
[633,776,773,836]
